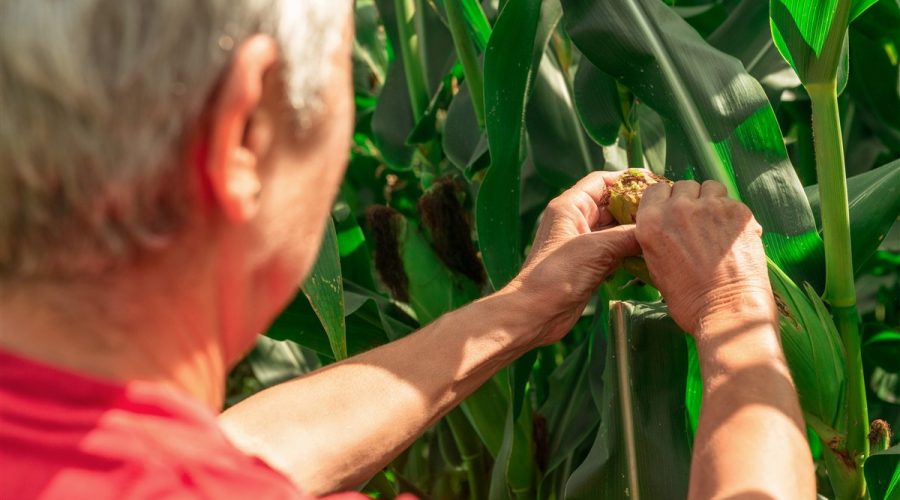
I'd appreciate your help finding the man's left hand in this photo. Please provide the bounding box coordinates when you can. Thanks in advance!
[506,171,640,346]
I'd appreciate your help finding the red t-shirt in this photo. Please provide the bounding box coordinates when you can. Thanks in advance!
[0,349,370,499]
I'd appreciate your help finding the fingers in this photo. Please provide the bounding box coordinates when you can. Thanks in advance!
[543,170,658,237]
[579,224,641,260]
[671,180,701,199]
[550,171,624,230]
[638,181,671,210]
[571,170,624,204]
[600,224,641,258]
[700,180,728,198]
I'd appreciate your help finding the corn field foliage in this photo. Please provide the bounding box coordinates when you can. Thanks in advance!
[227,0,900,498]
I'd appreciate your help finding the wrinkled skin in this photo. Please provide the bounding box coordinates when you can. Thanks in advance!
[511,171,639,344]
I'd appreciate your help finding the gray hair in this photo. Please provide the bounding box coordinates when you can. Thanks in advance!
[0,0,347,277]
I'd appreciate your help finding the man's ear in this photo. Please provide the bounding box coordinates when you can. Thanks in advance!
[203,34,279,223]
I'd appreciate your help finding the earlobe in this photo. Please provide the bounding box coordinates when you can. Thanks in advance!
[222,147,262,222]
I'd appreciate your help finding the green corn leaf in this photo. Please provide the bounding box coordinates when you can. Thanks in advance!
[352,0,388,97]
[334,191,378,290]
[769,0,876,90]
[371,0,455,167]
[443,85,490,173]
[707,0,800,106]
[863,326,900,373]
[489,388,537,500]
[267,287,404,361]
[510,349,538,421]
[865,445,900,500]
[572,60,622,147]
[684,337,702,439]
[246,337,321,388]
[562,0,824,289]
[562,0,737,195]
[342,282,417,341]
[849,25,900,153]
[527,49,602,188]
[353,0,389,98]
[850,0,881,20]
[267,293,334,357]
[300,218,348,360]
[401,220,481,325]
[805,159,900,274]
[436,418,464,468]
[853,0,900,44]
[638,105,667,174]
[537,338,600,477]
[460,373,510,459]
[768,260,846,429]
[477,0,561,289]
[405,72,456,145]
[460,0,491,51]
[396,217,515,463]
[370,61,417,168]
[564,302,692,500]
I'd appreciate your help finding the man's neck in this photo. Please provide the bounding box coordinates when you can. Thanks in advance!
[0,269,228,410]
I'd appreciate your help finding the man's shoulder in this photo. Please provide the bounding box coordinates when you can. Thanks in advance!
[0,349,302,499]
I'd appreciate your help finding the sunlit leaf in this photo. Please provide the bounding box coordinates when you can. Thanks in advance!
[301,218,348,360]
[562,0,824,288]
[768,260,846,429]
[768,0,875,89]
[477,0,562,289]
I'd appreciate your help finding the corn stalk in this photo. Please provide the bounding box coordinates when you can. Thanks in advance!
[445,0,486,128]
[394,0,430,120]
[801,0,869,495]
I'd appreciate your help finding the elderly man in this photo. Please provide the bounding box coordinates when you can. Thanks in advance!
[0,1,814,499]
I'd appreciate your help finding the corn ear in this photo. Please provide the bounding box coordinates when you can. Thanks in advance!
[768,259,846,431]
[602,169,672,225]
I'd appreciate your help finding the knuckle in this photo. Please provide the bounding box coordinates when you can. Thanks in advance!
[670,196,694,215]
[545,197,567,215]
[643,182,666,197]
[748,218,763,235]
[732,202,755,221]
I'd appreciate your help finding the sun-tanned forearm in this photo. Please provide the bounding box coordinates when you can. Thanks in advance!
[221,171,641,496]
[634,179,816,499]
[222,173,816,499]
[220,287,535,496]
[688,292,815,500]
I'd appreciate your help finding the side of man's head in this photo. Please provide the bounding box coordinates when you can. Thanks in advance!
[0,0,352,284]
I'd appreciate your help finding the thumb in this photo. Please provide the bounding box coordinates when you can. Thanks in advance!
[582,224,641,260]
[560,225,640,277]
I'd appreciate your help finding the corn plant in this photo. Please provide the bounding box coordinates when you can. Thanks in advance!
[230,0,900,498]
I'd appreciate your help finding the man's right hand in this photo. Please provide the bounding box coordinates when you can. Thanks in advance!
[636,179,815,500]
[634,179,776,335]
